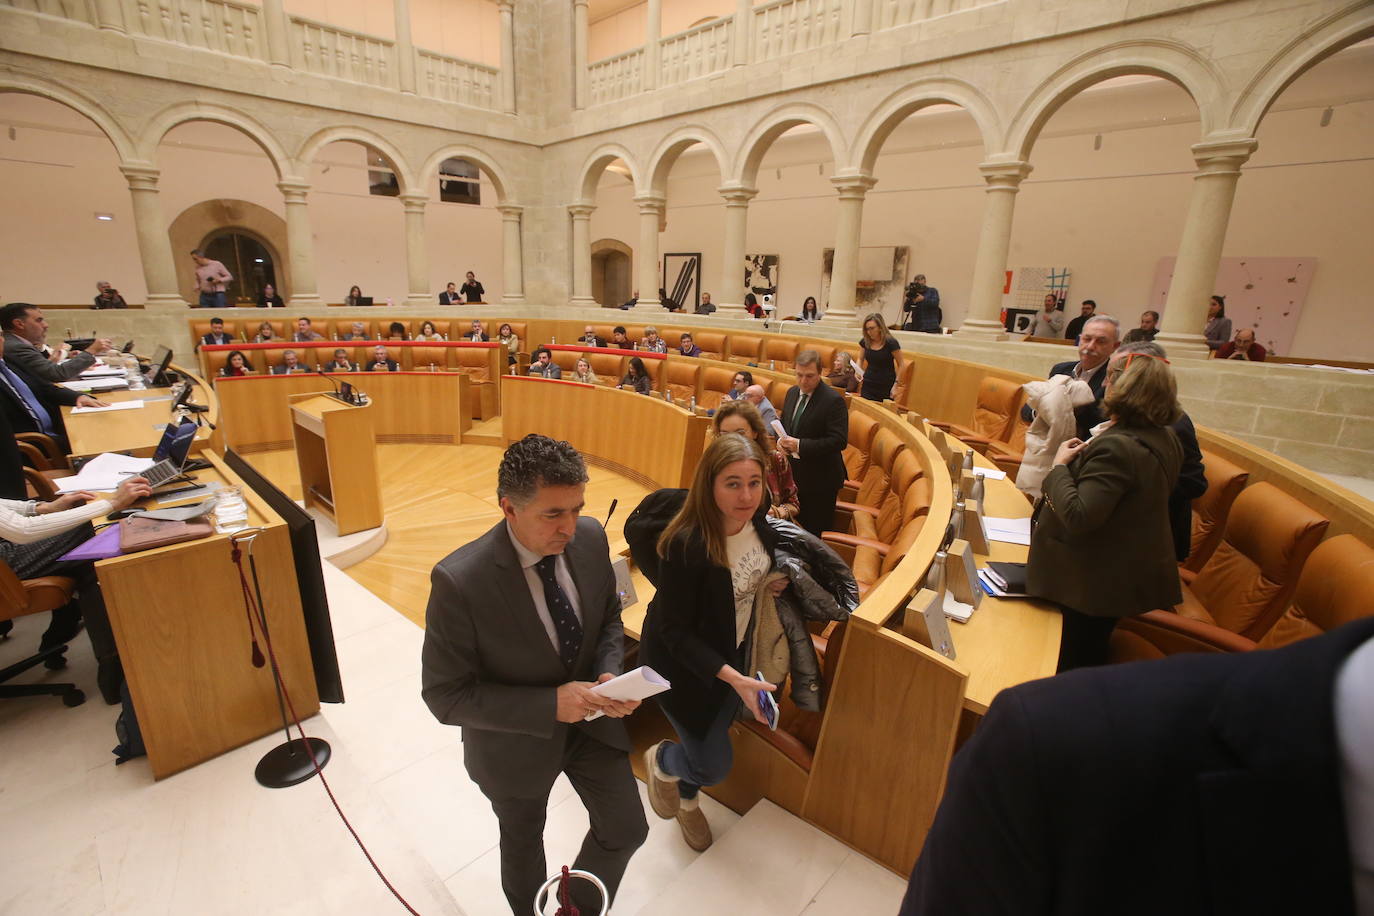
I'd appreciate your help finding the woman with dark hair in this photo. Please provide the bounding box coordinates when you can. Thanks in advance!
[220,350,253,376]
[712,400,799,521]
[620,356,652,395]
[1027,351,1184,670]
[344,285,363,307]
[744,293,760,318]
[387,321,408,341]
[1203,295,1232,351]
[799,297,820,323]
[417,320,443,341]
[858,312,900,402]
[256,282,285,308]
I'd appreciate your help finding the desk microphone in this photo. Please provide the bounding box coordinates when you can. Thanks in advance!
[603,499,618,529]
[316,367,350,403]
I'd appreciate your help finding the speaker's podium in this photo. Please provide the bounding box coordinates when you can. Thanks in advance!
[288,392,383,535]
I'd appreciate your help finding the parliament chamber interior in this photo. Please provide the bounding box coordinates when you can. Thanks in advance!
[1,0,1372,914]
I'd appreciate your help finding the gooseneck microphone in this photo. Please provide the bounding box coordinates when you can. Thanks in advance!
[316,367,349,403]
[603,499,618,529]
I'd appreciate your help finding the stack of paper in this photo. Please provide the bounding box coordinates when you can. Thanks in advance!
[984,516,1032,546]
[52,452,154,493]
[978,561,1030,598]
[971,467,1007,481]
[62,377,129,392]
[79,367,127,379]
[71,400,144,415]
[583,666,671,721]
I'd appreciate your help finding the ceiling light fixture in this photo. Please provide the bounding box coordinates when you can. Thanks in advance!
[94,213,114,221]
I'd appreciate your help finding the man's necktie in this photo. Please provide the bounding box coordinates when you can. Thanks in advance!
[0,362,55,435]
[792,393,810,429]
[535,555,582,668]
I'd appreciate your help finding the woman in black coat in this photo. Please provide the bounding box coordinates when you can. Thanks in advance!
[640,434,785,852]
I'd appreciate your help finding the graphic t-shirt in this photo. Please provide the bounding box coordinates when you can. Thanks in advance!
[727,524,769,648]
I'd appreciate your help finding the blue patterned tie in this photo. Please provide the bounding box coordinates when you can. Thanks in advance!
[0,362,55,435]
[535,555,582,669]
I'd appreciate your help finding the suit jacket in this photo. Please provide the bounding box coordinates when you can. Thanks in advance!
[467,332,491,343]
[529,362,562,379]
[421,518,630,794]
[3,333,94,383]
[581,336,607,349]
[1046,359,1109,440]
[438,291,460,304]
[270,365,309,375]
[201,332,233,347]
[1027,423,1182,617]
[366,359,399,372]
[0,360,79,444]
[323,360,357,373]
[901,618,1374,916]
[781,382,848,496]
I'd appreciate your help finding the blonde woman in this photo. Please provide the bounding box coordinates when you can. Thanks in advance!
[858,312,900,402]
[641,326,667,354]
[712,400,799,521]
[572,356,599,385]
[826,351,860,394]
[497,322,520,366]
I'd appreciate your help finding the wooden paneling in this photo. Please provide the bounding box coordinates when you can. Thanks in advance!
[97,453,317,779]
[289,394,383,535]
[61,363,218,459]
[501,376,710,489]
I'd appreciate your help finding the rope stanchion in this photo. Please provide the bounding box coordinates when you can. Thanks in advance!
[227,530,421,915]
[534,867,609,916]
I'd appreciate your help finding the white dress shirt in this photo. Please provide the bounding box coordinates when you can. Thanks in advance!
[506,522,583,653]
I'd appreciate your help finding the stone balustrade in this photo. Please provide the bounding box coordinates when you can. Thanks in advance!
[418,49,499,110]
[588,47,645,107]
[658,16,732,88]
[290,15,396,89]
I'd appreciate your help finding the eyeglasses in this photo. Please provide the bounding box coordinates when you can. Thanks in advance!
[1110,351,1171,376]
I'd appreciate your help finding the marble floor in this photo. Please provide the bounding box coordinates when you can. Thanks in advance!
[0,539,906,916]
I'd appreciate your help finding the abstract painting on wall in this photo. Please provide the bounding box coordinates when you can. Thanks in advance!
[745,254,779,306]
[819,246,911,324]
[1151,256,1316,356]
[1002,266,1072,332]
[662,252,701,312]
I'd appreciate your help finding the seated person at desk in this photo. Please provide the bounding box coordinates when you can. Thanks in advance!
[641,326,667,354]
[728,370,752,401]
[743,384,781,433]
[497,323,519,365]
[201,317,233,347]
[695,292,716,315]
[293,317,324,342]
[712,400,799,521]
[271,350,310,375]
[611,327,634,350]
[323,348,357,372]
[572,357,599,385]
[466,320,489,342]
[581,325,607,348]
[385,321,409,341]
[344,285,364,307]
[253,321,277,343]
[2,301,113,383]
[527,347,561,379]
[0,475,153,703]
[1217,327,1268,362]
[341,321,370,341]
[257,283,285,308]
[0,352,106,451]
[219,350,254,376]
[677,333,702,357]
[366,345,399,372]
[416,320,444,341]
[827,352,860,393]
[620,356,652,395]
[438,282,461,305]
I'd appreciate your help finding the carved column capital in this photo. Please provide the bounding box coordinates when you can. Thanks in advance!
[977,160,1033,191]
[119,163,161,190]
[830,173,877,199]
[398,192,428,214]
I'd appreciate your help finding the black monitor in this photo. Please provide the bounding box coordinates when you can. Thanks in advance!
[152,418,197,466]
[223,449,344,704]
[356,296,374,306]
[121,340,136,354]
[143,344,173,387]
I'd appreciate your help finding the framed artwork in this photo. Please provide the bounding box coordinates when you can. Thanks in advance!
[745,254,779,304]
[1004,266,1072,316]
[662,252,701,312]
[1151,256,1316,356]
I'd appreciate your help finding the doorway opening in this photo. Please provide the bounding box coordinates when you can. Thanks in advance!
[591,238,633,307]
[201,230,279,305]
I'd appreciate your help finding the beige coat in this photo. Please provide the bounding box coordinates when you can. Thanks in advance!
[1016,375,1095,499]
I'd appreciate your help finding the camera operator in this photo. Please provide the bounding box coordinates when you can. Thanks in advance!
[902,274,941,333]
[92,281,127,310]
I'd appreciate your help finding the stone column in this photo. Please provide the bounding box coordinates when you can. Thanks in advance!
[717,184,757,314]
[497,205,526,303]
[851,0,874,36]
[643,0,661,91]
[732,0,751,67]
[120,164,184,307]
[634,193,665,308]
[94,0,126,33]
[277,179,321,305]
[262,0,290,67]
[572,0,589,109]
[499,0,517,114]
[959,160,1033,338]
[1157,138,1259,357]
[400,192,430,306]
[394,0,417,94]
[826,174,876,325]
[569,202,597,306]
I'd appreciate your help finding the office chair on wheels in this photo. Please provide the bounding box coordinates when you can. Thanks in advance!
[0,558,84,707]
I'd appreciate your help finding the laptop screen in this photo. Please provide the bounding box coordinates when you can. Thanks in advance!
[153,419,198,467]
[144,345,173,384]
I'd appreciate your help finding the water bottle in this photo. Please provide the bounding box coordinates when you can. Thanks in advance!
[551,335,557,345]
[689,396,696,413]
[971,474,985,504]
[927,550,947,597]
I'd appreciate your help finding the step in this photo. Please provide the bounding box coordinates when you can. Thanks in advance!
[630,799,906,916]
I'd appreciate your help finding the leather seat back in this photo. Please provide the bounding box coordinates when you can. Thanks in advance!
[698,367,737,408]
[891,358,914,404]
[764,339,799,369]
[728,334,763,363]
[693,331,726,359]
[665,361,700,401]
[854,429,905,508]
[1258,535,1374,649]
[1189,481,1329,640]
[1185,452,1249,572]
[589,352,626,380]
[409,346,452,371]
[872,450,922,543]
[843,412,880,481]
[972,376,1022,441]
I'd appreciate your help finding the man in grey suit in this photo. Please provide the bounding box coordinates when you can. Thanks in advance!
[421,435,648,914]
[1,302,114,382]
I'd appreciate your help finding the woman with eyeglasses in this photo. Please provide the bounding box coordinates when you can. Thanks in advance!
[1026,349,1183,671]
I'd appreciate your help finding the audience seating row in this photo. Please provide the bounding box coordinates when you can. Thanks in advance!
[190,317,530,347]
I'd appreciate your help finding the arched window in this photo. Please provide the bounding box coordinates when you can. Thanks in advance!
[439,157,481,205]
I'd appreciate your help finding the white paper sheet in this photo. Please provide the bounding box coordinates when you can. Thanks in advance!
[71,400,144,414]
[583,665,671,721]
[971,467,1007,480]
[52,452,155,493]
[61,378,130,392]
[984,515,1032,546]
[79,367,127,379]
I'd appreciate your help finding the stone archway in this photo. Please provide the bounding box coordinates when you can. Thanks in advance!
[590,238,633,307]
[168,200,289,303]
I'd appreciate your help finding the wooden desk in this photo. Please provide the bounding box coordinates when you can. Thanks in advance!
[60,363,217,459]
[289,393,383,535]
[97,452,318,779]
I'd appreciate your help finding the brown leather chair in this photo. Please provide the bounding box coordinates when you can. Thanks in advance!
[737,621,848,770]
[763,338,799,370]
[850,450,926,545]
[931,376,1022,447]
[0,558,84,707]
[589,352,627,381]
[842,411,880,483]
[1171,481,1329,641]
[981,409,1029,477]
[827,514,929,597]
[24,467,59,501]
[698,367,737,409]
[663,361,700,402]
[1183,451,1249,573]
[835,428,906,531]
[727,334,764,364]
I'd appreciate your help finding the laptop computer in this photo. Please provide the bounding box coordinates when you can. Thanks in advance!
[356,297,374,306]
[144,419,198,487]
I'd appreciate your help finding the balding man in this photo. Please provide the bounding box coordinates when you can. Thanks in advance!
[1025,314,1121,441]
[743,384,781,434]
[1217,327,1267,362]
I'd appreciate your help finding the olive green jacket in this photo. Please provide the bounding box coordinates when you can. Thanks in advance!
[1027,423,1183,618]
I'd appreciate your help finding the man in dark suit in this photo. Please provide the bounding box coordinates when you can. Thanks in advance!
[1024,314,1120,440]
[439,282,461,304]
[201,317,233,347]
[421,435,648,914]
[270,349,310,374]
[778,349,848,537]
[0,352,105,452]
[2,301,114,382]
[466,319,491,342]
[365,344,399,372]
[527,347,562,379]
[901,618,1374,916]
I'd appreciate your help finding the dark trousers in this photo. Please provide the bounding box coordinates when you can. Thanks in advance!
[796,483,841,538]
[659,698,740,800]
[1056,608,1119,672]
[482,728,647,915]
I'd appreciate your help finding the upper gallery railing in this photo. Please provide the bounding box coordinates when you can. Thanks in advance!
[0,0,502,111]
[588,47,646,107]
[658,16,732,86]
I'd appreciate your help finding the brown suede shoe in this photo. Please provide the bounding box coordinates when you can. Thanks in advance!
[644,740,679,819]
[676,801,713,852]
